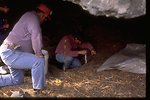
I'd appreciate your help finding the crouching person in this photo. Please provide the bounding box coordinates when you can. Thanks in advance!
[55,33,96,71]
[0,3,52,94]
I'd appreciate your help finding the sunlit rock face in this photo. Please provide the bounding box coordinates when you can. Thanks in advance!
[63,0,146,18]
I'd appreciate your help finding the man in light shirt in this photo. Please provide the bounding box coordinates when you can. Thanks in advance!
[0,3,52,94]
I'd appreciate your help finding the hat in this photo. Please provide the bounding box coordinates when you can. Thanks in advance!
[37,3,52,19]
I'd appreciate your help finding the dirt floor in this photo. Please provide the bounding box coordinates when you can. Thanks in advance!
[0,34,146,98]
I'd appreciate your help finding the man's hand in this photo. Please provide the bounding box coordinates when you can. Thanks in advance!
[78,50,87,55]
[35,53,44,58]
[91,50,96,55]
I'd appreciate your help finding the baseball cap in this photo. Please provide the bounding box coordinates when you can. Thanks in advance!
[37,3,52,20]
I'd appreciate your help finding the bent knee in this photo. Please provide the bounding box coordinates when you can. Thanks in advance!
[34,58,45,67]
[12,77,24,85]
[65,57,73,62]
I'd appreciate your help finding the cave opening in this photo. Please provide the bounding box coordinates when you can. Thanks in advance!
[0,0,147,97]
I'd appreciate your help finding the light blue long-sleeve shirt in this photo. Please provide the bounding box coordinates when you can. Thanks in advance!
[4,11,43,54]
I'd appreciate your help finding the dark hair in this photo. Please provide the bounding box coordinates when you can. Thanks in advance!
[72,33,82,41]
[34,8,43,14]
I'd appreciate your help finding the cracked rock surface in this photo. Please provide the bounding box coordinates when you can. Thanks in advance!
[63,0,146,18]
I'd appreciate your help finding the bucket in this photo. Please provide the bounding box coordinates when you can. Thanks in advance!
[41,49,49,75]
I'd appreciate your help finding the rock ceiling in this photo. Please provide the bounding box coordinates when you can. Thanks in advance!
[63,0,146,19]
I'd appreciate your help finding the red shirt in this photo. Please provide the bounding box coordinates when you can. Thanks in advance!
[55,34,94,57]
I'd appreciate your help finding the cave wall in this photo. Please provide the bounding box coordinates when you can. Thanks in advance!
[63,0,146,18]
[3,0,147,48]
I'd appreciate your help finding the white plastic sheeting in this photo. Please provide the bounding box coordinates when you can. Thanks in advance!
[97,43,146,74]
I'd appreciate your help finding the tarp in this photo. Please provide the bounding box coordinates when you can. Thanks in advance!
[97,43,146,74]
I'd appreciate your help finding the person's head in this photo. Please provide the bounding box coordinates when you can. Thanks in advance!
[36,3,52,23]
[0,3,10,13]
[72,33,82,44]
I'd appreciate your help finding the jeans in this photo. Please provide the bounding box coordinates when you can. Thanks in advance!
[0,45,45,90]
[55,53,81,68]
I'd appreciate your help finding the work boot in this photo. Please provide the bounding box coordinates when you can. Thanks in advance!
[33,89,42,97]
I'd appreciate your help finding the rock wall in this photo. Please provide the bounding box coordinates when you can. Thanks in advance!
[63,0,146,18]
